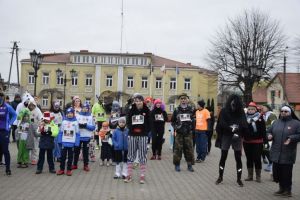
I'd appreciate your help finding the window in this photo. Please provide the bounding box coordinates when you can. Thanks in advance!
[86,56,89,63]
[127,76,134,88]
[42,73,49,85]
[184,78,191,90]
[106,75,113,87]
[56,97,63,106]
[42,96,48,107]
[86,74,93,86]
[170,77,176,90]
[28,72,35,84]
[108,57,113,64]
[170,103,175,112]
[83,56,86,63]
[101,56,106,64]
[271,90,275,98]
[72,75,78,86]
[57,74,64,85]
[141,77,148,89]
[156,77,162,89]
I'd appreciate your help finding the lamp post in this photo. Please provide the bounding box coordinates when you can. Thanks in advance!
[30,50,43,96]
[56,68,77,111]
[236,57,263,105]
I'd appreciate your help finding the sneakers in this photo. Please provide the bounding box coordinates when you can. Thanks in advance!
[124,176,132,183]
[187,165,194,172]
[83,165,90,172]
[6,170,11,176]
[99,161,104,166]
[71,165,78,170]
[114,175,121,179]
[140,176,145,184]
[35,170,42,174]
[150,155,156,160]
[175,165,181,172]
[215,176,223,185]
[56,170,65,175]
[66,170,72,176]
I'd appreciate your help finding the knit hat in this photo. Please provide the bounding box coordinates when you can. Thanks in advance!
[82,102,90,110]
[66,107,75,114]
[118,117,126,124]
[154,99,162,105]
[248,102,257,109]
[144,96,153,103]
[197,100,205,108]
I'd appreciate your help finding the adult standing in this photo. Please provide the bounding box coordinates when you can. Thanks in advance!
[125,94,151,184]
[268,105,300,197]
[0,92,17,175]
[171,93,195,172]
[244,102,266,183]
[72,96,82,117]
[194,100,211,162]
[10,93,22,142]
[150,99,168,160]
[215,94,248,187]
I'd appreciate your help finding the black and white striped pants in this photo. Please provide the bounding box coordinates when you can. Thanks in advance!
[127,136,148,164]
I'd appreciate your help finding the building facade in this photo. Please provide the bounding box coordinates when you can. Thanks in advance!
[20,50,218,113]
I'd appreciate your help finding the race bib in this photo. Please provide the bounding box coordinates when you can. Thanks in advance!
[20,132,28,140]
[179,114,191,122]
[62,123,76,143]
[155,114,164,121]
[132,115,144,125]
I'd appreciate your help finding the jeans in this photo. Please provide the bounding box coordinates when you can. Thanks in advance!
[60,147,74,171]
[37,148,55,171]
[0,130,10,171]
[195,130,208,160]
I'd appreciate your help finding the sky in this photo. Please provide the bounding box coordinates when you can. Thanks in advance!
[1,0,300,83]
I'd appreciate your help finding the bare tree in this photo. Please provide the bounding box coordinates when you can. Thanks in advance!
[207,9,286,105]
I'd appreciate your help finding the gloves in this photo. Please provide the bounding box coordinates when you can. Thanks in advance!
[47,130,52,136]
[232,133,240,141]
[79,123,87,128]
[230,124,239,133]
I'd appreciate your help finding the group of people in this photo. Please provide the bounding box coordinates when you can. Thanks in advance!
[215,94,300,197]
[1,91,300,197]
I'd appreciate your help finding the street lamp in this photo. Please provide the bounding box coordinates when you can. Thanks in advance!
[56,68,77,111]
[30,50,43,96]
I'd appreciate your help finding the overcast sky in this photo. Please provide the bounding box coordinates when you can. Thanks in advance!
[1,0,300,83]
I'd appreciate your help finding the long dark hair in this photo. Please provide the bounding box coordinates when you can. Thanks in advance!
[224,94,245,116]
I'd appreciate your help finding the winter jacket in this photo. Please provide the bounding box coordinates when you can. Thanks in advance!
[127,104,151,137]
[76,112,95,141]
[37,121,59,149]
[244,113,266,142]
[268,116,300,164]
[0,103,17,132]
[151,107,168,133]
[57,117,80,148]
[112,127,128,150]
[92,102,107,122]
[171,105,195,134]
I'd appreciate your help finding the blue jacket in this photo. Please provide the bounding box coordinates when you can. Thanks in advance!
[112,127,128,151]
[0,103,17,132]
[76,112,95,142]
[58,117,80,148]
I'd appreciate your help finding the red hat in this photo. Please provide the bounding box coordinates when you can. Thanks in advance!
[43,111,54,121]
[144,96,153,103]
[248,102,257,108]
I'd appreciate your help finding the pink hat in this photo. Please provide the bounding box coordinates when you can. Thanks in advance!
[154,99,162,105]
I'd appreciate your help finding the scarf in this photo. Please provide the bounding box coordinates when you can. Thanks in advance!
[246,112,260,133]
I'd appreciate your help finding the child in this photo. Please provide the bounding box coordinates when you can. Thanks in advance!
[57,108,80,176]
[72,102,95,171]
[36,112,59,174]
[15,108,34,168]
[112,117,128,179]
[98,121,112,166]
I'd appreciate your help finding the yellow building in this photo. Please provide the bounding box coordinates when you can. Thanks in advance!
[20,50,218,113]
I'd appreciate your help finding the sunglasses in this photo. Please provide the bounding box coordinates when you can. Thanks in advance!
[280,110,289,113]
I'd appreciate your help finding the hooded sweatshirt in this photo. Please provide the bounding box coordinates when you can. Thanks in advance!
[127,103,150,136]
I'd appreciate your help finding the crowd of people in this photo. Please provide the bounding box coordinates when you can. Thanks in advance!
[0,91,299,197]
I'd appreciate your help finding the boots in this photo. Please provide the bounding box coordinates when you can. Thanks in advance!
[255,169,261,183]
[244,168,253,181]
[237,168,244,187]
[215,166,224,185]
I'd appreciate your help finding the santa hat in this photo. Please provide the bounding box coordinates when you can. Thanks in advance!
[42,111,54,122]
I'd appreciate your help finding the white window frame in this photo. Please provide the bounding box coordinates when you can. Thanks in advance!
[42,73,49,85]
[28,72,35,84]
[72,75,78,86]
[184,78,191,90]
[141,76,148,89]
[156,77,162,89]
[106,75,113,87]
[127,76,134,88]
[57,74,64,85]
[42,96,49,107]
[85,74,93,86]
[170,77,176,90]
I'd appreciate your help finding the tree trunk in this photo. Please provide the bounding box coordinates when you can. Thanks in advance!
[243,82,254,106]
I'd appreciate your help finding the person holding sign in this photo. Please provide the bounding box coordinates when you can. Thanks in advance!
[125,94,151,184]
[171,93,195,172]
[56,108,80,176]
[150,99,168,160]
[36,112,59,174]
[72,103,95,172]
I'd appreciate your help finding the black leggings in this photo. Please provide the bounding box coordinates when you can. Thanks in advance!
[243,143,262,169]
[219,150,242,176]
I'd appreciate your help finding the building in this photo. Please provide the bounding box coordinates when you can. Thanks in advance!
[20,50,218,113]
[253,72,300,117]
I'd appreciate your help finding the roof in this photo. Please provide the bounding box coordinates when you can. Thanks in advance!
[275,73,300,103]
[21,53,70,63]
[252,87,267,103]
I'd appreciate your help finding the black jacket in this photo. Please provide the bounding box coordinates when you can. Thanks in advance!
[127,103,150,136]
[244,114,266,142]
[150,107,168,133]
